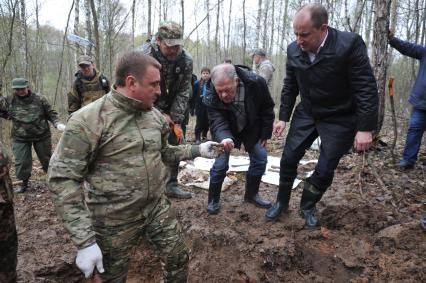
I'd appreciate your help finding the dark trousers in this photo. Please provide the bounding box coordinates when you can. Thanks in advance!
[194,106,209,138]
[0,201,17,283]
[12,137,52,181]
[280,104,355,192]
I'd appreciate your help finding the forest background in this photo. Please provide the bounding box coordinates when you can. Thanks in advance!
[0,0,423,141]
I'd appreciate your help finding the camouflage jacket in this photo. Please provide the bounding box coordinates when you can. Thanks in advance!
[0,142,13,204]
[48,88,200,247]
[141,42,193,124]
[68,69,110,114]
[0,91,59,142]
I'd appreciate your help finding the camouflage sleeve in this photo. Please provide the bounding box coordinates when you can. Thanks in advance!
[159,116,199,163]
[259,64,273,84]
[170,56,193,124]
[48,118,98,247]
[0,142,9,167]
[41,96,59,126]
[68,84,81,114]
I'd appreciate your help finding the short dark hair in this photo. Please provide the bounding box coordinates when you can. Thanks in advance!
[201,67,210,74]
[299,3,328,28]
[115,51,161,87]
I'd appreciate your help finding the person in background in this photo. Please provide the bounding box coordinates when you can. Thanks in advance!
[193,67,211,144]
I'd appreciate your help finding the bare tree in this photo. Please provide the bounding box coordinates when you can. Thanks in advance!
[84,0,93,55]
[181,0,184,33]
[74,0,80,55]
[255,0,262,48]
[148,0,152,37]
[20,0,29,77]
[371,0,392,134]
[89,0,100,69]
[242,0,247,63]
[131,0,136,48]
[214,0,220,64]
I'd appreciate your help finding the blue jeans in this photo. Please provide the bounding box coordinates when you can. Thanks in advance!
[402,108,426,165]
[210,142,268,184]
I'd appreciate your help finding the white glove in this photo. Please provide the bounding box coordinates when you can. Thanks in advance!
[56,123,66,132]
[199,141,222,159]
[221,138,234,152]
[76,243,104,278]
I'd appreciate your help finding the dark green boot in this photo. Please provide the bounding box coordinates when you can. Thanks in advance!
[244,174,271,208]
[207,182,222,215]
[14,179,29,193]
[266,181,293,220]
[165,164,192,199]
[299,181,324,228]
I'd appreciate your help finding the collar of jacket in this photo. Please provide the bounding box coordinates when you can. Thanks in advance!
[14,91,34,101]
[110,88,151,112]
[293,27,337,66]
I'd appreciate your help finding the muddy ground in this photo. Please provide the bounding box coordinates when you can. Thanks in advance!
[11,123,426,283]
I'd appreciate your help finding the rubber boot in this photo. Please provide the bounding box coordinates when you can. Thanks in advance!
[165,165,192,199]
[244,174,271,208]
[14,179,29,194]
[207,182,222,214]
[265,181,293,220]
[299,181,324,228]
[194,132,201,145]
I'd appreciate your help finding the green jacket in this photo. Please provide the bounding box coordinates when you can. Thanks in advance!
[0,91,59,142]
[48,88,200,247]
[141,43,193,124]
[68,69,110,114]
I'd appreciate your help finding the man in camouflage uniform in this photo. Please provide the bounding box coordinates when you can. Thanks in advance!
[68,55,110,114]
[48,51,220,282]
[252,49,275,91]
[0,78,65,193]
[141,21,194,199]
[0,142,17,283]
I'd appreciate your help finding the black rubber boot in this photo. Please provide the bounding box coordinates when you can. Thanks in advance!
[14,179,29,194]
[265,181,293,220]
[244,174,271,208]
[207,182,222,215]
[194,132,201,145]
[299,181,324,228]
[166,165,192,199]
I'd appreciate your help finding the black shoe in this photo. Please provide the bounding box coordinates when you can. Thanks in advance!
[266,181,293,220]
[244,174,271,208]
[299,181,324,228]
[397,160,414,170]
[165,184,192,199]
[14,179,29,194]
[207,182,222,215]
[300,207,318,228]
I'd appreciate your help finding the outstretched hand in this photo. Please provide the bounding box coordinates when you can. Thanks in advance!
[273,121,286,137]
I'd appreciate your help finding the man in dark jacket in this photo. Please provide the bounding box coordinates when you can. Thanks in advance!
[388,30,426,169]
[266,4,378,227]
[203,64,275,215]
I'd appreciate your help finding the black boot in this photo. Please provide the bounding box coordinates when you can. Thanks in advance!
[244,174,271,208]
[207,182,222,214]
[265,181,293,220]
[166,165,192,199]
[194,132,201,145]
[14,179,29,193]
[299,181,324,228]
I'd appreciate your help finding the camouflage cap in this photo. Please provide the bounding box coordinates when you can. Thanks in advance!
[11,78,29,89]
[78,55,93,65]
[158,21,184,46]
[251,49,266,57]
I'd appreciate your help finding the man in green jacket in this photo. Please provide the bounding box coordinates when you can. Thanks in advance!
[68,55,110,114]
[0,78,65,193]
[48,51,220,282]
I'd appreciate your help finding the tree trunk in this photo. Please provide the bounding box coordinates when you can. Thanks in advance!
[74,0,80,55]
[242,0,247,63]
[214,0,220,64]
[255,0,262,48]
[181,0,184,34]
[84,0,93,55]
[131,0,136,48]
[148,0,152,38]
[371,0,392,134]
[89,0,100,69]
[226,0,232,56]
[269,0,275,55]
[262,0,269,50]
[20,0,29,77]
[279,0,289,55]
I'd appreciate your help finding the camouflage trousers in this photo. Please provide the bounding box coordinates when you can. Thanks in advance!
[0,202,18,283]
[12,137,52,180]
[94,195,189,283]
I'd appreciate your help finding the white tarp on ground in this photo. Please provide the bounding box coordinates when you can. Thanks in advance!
[179,156,318,190]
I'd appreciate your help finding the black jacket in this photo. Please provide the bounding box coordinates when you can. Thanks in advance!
[203,66,275,151]
[280,27,378,131]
